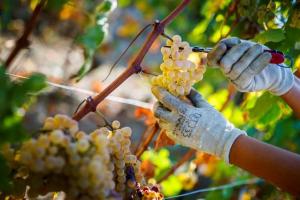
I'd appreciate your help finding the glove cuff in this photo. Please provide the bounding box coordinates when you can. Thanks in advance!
[196,118,247,163]
[269,67,294,96]
[220,127,247,163]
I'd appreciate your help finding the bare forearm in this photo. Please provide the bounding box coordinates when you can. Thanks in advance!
[229,135,300,196]
[281,76,300,118]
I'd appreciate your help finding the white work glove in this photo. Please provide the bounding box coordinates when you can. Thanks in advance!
[207,37,294,96]
[152,86,246,163]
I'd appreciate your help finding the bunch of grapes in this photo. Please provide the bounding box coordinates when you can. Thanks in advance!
[151,35,205,96]
[0,114,144,200]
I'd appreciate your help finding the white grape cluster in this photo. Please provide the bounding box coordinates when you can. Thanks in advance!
[108,120,144,194]
[1,114,143,200]
[151,35,206,96]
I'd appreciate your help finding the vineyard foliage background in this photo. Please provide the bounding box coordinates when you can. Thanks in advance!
[1,0,300,199]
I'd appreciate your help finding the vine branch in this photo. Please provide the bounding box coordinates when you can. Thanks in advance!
[136,123,159,159]
[72,0,191,121]
[157,149,196,183]
[134,125,153,154]
[4,0,47,70]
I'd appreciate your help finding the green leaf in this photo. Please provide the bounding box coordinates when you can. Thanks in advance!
[118,0,131,7]
[46,0,70,11]
[249,93,278,120]
[285,27,300,43]
[73,24,105,81]
[96,0,113,13]
[0,155,12,191]
[254,29,286,44]
[78,25,105,52]
[22,73,47,93]
[258,103,282,124]
[70,54,93,82]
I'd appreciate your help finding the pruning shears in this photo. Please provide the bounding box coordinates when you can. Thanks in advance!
[164,45,293,68]
[191,46,293,68]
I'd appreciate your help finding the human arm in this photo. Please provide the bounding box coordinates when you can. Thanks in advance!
[230,135,300,196]
[280,76,300,118]
[152,86,300,196]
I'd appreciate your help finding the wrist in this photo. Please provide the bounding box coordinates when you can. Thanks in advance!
[280,75,300,118]
[280,75,298,96]
[197,119,247,163]
[221,127,247,163]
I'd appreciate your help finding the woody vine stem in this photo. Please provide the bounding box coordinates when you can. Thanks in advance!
[4,0,47,69]
[72,0,191,121]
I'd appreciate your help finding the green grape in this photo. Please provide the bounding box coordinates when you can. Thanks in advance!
[76,138,90,153]
[112,120,121,129]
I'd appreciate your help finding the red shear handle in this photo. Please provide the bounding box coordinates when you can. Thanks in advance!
[264,50,285,64]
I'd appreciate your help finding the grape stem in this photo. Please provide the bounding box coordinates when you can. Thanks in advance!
[4,0,47,70]
[157,149,196,183]
[102,23,154,82]
[72,0,191,121]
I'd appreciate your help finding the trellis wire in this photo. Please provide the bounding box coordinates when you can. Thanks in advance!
[7,73,152,109]
[165,178,261,199]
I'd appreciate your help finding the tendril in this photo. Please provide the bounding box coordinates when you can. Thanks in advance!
[102,23,154,82]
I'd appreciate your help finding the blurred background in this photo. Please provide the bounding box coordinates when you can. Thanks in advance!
[1,0,300,199]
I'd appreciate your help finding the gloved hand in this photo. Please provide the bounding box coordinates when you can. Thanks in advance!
[207,37,294,96]
[152,86,246,163]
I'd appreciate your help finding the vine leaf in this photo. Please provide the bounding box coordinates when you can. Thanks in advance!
[71,26,105,82]
[0,67,46,190]
[248,93,282,124]
[0,155,11,191]
[79,26,105,52]
[71,0,116,82]
[96,0,115,12]
[254,29,285,44]
[140,159,156,179]
[46,0,70,11]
